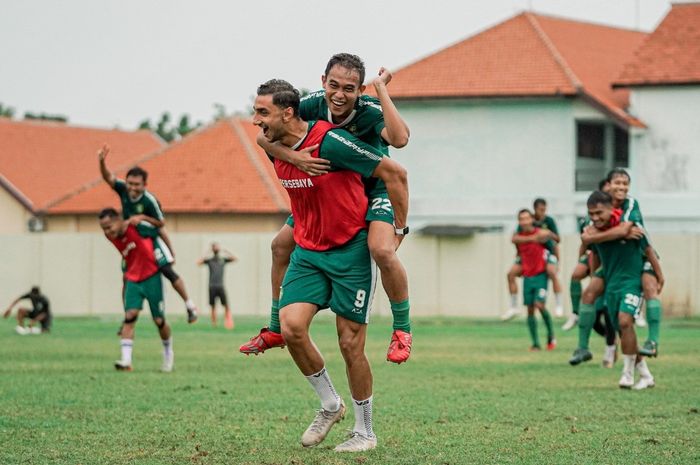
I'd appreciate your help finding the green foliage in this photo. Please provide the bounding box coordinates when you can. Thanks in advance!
[23,112,67,122]
[1,316,698,464]
[138,112,201,142]
[0,102,15,118]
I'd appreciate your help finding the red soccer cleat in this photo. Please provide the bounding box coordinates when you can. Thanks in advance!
[386,330,412,364]
[546,338,557,351]
[239,327,285,355]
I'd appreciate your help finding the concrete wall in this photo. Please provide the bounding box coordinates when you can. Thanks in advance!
[0,187,31,233]
[0,232,696,319]
[628,86,700,232]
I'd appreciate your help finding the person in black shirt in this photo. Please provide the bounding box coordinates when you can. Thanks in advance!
[3,286,52,335]
[197,243,237,329]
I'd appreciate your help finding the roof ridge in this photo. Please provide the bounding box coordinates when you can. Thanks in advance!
[525,12,584,92]
[228,119,288,211]
[0,172,34,212]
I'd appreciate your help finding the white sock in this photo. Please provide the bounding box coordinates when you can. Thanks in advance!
[162,337,173,358]
[305,367,341,412]
[185,300,195,311]
[352,396,375,438]
[555,293,562,306]
[622,354,636,374]
[636,359,652,378]
[120,338,133,364]
[510,294,517,308]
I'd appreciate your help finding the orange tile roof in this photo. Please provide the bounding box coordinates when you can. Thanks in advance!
[615,2,700,87]
[49,118,290,215]
[0,119,163,212]
[381,12,648,127]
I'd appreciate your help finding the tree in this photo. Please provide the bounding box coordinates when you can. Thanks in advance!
[137,112,201,142]
[0,103,15,119]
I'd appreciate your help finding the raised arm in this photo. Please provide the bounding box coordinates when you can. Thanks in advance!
[98,144,116,188]
[371,158,408,230]
[581,222,635,246]
[222,249,238,262]
[256,132,328,176]
[373,68,410,148]
[128,214,164,229]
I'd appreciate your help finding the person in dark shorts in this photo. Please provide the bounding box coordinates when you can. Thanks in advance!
[198,243,237,329]
[3,286,52,335]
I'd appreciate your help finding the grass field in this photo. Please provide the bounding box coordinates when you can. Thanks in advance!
[1,315,699,465]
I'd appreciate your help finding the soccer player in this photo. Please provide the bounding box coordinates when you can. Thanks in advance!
[240,53,413,364]
[98,145,199,324]
[3,286,52,335]
[583,191,655,389]
[99,208,174,372]
[252,79,408,451]
[512,209,556,351]
[503,198,563,320]
[197,243,237,329]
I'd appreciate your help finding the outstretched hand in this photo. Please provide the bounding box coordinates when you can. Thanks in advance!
[373,67,393,87]
[291,144,330,176]
[3,308,10,319]
[98,144,110,162]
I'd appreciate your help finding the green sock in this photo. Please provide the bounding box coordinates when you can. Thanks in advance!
[570,280,582,315]
[527,314,539,347]
[390,299,411,332]
[269,299,281,333]
[541,309,554,340]
[646,299,662,344]
[577,303,595,350]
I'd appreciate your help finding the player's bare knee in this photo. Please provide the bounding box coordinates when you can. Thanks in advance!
[369,242,396,270]
[279,316,305,345]
[618,314,634,330]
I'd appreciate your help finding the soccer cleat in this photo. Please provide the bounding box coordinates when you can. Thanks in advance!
[568,348,593,366]
[186,307,198,324]
[602,345,617,368]
[334,432,378,453]
[554,305,564,318]
[561,314,578,331]
[500,307,521,321]
[638,340,658,358]
[114,360,133,371]
[239,327,285,355]
[29,326,42,335]
[546,338,557,351]
[224,312,234,330]
[635,315,647,328]
[619,370,634,389]
[386,330,412,364]
[301,401,346,447]
[529,345,541,352]
[161,352,174,373]
[632,375,655,390]
[15,325,29,335]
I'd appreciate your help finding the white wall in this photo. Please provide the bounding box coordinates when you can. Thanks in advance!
[628,86,700,232]
[0,232,696,319]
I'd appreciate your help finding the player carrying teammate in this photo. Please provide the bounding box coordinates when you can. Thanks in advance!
[98,145,198,323]
[252,79,408,452]
[240,53,413,363]
[583,191,655,389]
[99,208,174,372]
[512,209,556,351]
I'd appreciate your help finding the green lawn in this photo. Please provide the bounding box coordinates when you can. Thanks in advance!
[1,315,698,465]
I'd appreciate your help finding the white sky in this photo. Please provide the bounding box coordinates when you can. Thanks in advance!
[1,0,671,129]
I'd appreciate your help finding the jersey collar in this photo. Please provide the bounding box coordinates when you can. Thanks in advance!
[327,108,357,128]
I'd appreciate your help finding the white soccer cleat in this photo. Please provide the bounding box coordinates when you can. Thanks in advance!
[500,307,521,321]
[633,375,655,390]
[29,326,42,335]
[334,432,378,452]
[554,305,564,318]
[161,353,174,373]
[15,325,29,335]
[602,345,617,368]
[301,401,346,447]
[561,314,579,331]
[635,315,648,328]
[619,371,634,389]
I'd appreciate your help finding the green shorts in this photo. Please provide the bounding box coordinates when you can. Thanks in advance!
[366,192,394,224]
[593,267,605,279]
[605,287,642,331]
[285,214,295,228]
[279,230,376,324]
[578,254,589,266]
[642,260,657,277]
[515,254,556,267]
[523,273,548,306]
[514,255,522,266]
[124,273,165,319]
[153,237,174,268]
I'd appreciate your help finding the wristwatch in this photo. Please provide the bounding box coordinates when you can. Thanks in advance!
[394,225,410,236]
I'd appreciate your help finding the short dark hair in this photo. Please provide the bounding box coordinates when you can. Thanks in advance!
[98,207,120,220]
[256,79,300,116]
[607,167,630,183]
[324,53,366,85]
[518,208,532,217]
[587,190,613,208]
[126,166,148,182]
[533,198,547,208]
[598,178,610,190]
[30,286,40,294]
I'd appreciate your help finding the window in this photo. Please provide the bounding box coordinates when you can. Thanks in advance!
[575,122,629,191]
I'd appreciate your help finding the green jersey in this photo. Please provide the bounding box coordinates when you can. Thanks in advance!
[113,179,164,236]
[592,235,647,294]
[620,197,643,225]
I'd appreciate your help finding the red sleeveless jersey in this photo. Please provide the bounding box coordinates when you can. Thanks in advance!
[108,224,159,282]
[516,228,548,277]
[275,121,368,251]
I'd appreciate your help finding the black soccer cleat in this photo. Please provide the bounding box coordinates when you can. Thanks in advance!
[569,348,593,366]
